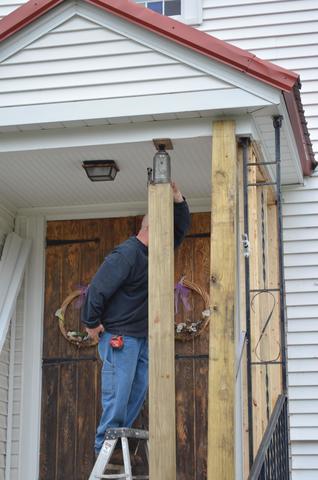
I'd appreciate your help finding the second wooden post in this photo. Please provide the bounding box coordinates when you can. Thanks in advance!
[148,183,176,480]
[208,120,237,480]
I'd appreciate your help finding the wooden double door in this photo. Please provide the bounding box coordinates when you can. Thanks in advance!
[40,213,210,479]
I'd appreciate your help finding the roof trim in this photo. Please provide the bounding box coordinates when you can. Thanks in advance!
[283,87,317,176]
[0,0,298,91]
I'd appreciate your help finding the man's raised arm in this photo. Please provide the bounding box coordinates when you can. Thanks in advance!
[172,182,191,248]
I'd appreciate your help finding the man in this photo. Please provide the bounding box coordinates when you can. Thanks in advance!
[81,182,190,455]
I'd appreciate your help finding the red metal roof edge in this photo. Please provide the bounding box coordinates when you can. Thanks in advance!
[283,88,317,177]
[0,0,298,91]
[0,0,315,175]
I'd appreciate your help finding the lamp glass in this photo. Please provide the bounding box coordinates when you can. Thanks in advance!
[83,160,118,182]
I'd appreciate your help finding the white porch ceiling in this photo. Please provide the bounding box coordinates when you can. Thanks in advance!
[0,117,299,217]
[0,137,212,212]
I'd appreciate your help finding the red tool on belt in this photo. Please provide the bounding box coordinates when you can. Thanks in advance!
[110,335,124,349]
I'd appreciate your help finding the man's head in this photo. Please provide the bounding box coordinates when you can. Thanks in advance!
[136,214,149,246]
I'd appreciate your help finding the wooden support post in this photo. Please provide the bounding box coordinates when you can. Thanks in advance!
[267,201,283,409]
[208,120,237,480]
[148,183,176,480]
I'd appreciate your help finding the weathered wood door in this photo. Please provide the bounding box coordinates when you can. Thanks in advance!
[40,213,210,480]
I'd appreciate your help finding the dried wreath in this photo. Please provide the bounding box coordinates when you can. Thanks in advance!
[174,277,211,341]
[55,286,98,348]
[56,277,210,346]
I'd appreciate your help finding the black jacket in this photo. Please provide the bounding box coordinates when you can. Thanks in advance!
[81,200,190,337]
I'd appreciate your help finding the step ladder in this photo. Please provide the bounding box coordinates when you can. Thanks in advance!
[89,428,149,480]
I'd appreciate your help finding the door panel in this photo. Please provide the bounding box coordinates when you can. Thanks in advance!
[175,213,210,480]
[40,213,210,480]
[40,218,136,480]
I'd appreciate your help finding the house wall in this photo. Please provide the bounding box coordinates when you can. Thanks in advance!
[1,1,318,479]
[200,0,318,162]
[8,287,24,480]
[283,174,318,480]
[0,208,15,479]
[0,328,10,480]
[199,1,318,478]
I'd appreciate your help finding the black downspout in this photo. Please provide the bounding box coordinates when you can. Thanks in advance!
[273,115,288,393]
[240,137,254,469]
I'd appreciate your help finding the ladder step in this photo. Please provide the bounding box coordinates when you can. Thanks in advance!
[99,475,129,479]
[90,429,149,480]
[99,476,148,479]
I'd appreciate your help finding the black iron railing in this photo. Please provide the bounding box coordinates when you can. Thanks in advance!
[248,395,289,480]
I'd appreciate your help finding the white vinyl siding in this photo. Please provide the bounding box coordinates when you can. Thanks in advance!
[0,14,231,108]
[283,175,318,479]
[0,329,11,479]
[8,287,24,480]
[200,0,318,162]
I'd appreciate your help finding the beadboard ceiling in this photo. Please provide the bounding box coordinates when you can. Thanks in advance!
[0,136,212,212]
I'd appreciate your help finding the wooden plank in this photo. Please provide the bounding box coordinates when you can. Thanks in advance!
[208,120,237,480]
[76,359,97,479]
[267,202,283,409]
[192,213,210,480]
[148,183,176,480]
[256,187,273,424]
[76,238,101,478]
[39,365,58,480]
[175,235,195,480]
[57,363,77,479]
[42,245,62,359]
[248,152,267,455]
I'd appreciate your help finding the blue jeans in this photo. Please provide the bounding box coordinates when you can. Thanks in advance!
[95,332,148,453]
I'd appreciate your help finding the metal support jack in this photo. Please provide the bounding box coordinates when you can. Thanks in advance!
[239,115,288,469]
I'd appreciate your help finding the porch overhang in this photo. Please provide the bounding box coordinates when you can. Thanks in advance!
[0,0,315,177]
[0,113,303,217]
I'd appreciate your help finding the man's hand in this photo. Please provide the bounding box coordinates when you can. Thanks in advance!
[85,324,104,339]
[171,182,184,203]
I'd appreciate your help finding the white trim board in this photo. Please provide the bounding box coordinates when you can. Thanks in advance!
[0,1,78,63]
[0,90,272,129]
[17,196,211,220]
[15,216,45,480]
[0,116,257,153]
[278,94,304,185]
[0,233,31,353]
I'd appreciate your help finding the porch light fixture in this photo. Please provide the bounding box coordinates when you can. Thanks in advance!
[82,160,119,182]
[152,144,171,184]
